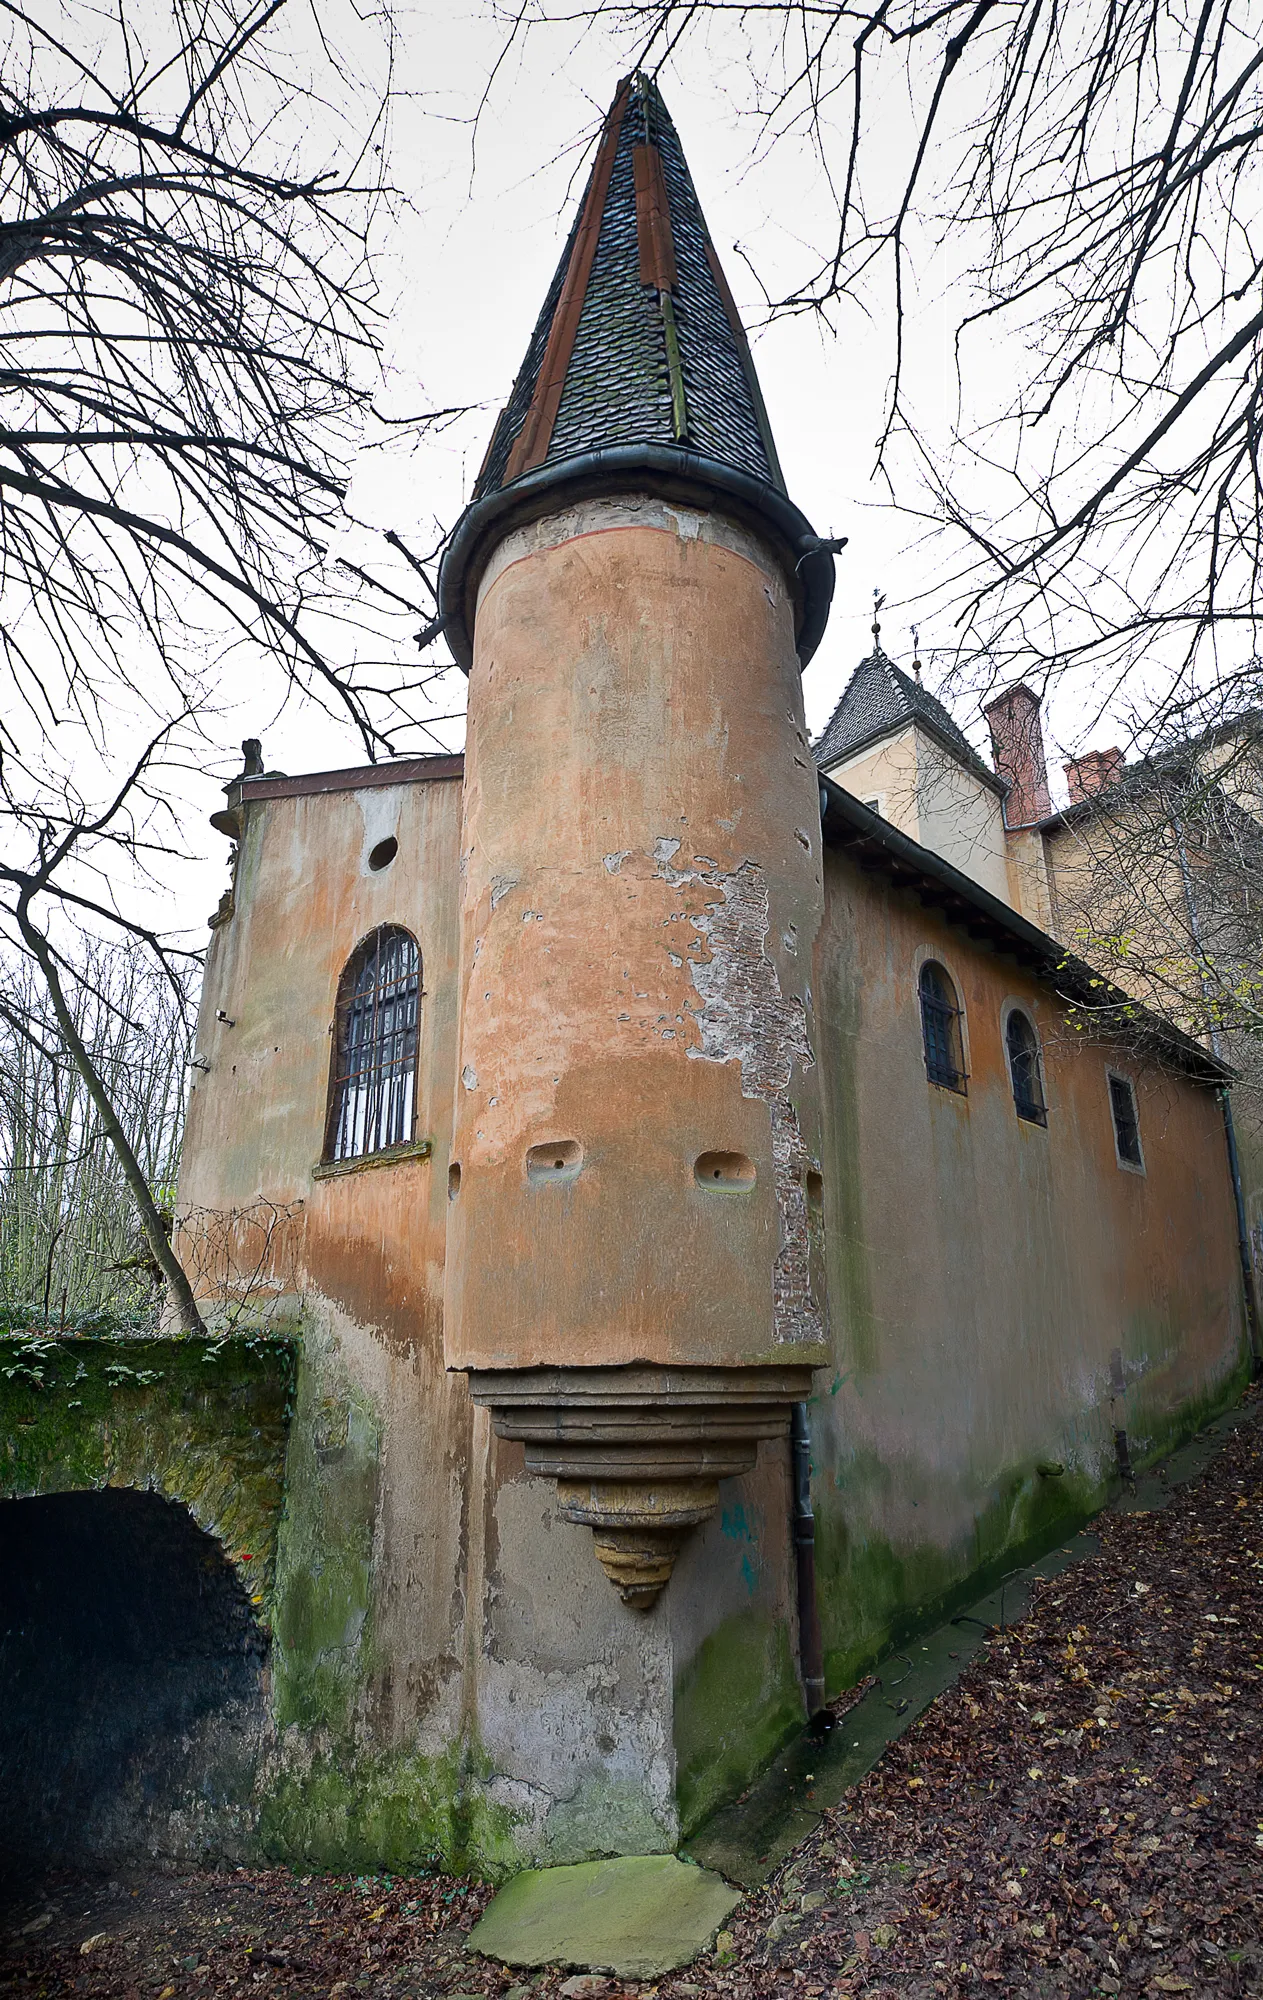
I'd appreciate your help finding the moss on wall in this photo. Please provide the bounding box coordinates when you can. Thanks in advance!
[258,1743,524,1882]
[0,1334,293,1602]
[269,1334,380,1735]
[1127,1352,1252,1470]
[673,1612,803,1837]
[812,1445,1099,1692]
[810,1343,1248,1694]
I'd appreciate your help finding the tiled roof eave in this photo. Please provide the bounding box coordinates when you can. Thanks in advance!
[438,442,836,672]
[819,774,1232,1086]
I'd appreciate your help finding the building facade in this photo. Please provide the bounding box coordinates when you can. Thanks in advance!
[815,656,1262,1355]
[7,74,1249,1878]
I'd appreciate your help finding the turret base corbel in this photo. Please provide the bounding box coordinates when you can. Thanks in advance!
[467,1363,816,1610]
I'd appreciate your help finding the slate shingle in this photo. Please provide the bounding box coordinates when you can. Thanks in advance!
[814,649,999,784]
[474,76,782,502]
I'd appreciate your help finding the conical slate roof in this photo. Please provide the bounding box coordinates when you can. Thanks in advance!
[814,648,1002,789]
[474,74,784,500]
[438,76,836,670]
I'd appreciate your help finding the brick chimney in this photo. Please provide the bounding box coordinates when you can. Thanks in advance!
[1064,746,1125,804]
[983,682,1052,828]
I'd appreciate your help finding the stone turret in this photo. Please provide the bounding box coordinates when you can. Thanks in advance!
[438,74,838,1609]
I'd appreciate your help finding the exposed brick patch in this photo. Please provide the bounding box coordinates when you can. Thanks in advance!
[656,844,824,1348]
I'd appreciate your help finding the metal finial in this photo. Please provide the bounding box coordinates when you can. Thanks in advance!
[872,589,885,647]
[911,625,922,685]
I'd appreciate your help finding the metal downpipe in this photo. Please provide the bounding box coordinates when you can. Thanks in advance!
[1220,1087,1261,1375]
[790,1402,826,1719]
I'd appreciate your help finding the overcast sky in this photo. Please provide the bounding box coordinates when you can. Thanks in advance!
[257,4,1035,765]
[140,0,1113,926]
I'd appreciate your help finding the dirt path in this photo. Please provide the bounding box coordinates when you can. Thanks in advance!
[3,1403,1260,2000]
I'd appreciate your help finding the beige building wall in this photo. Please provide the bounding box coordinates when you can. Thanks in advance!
[822,731,921,832]
[173,751,1249,1867]
[448,498,829,1375]
[913,732,1011,902]
[823,726,1012,906]
[810,847,1248,1686]
[1002,825,1057,930]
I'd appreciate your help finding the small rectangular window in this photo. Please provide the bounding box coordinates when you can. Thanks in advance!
[1108,1072,1143,1170]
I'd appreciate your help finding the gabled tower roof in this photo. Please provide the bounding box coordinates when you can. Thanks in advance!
[438,76,836,670]
[814,647,1003,792]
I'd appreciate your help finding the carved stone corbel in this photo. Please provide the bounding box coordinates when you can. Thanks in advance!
[466,1362,816,1610]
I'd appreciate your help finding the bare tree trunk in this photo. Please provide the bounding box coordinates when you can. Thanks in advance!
[13,903,205,1335]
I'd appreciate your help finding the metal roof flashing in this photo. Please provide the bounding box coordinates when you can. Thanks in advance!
[237,754,464,804]
[437,447,836,673]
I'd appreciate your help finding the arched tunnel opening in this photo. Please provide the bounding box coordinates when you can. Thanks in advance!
[0,1488,270,1877]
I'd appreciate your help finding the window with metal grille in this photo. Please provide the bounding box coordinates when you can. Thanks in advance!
[325,927,420,1162]
[1108,1071,1144,1169]
[1006,1009,1047,1125]
[919,961,966,1092]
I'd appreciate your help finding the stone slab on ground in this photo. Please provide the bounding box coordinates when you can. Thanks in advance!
[465,1854,741,1979]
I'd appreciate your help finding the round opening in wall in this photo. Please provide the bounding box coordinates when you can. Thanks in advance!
[368,836,398,872]
[526,1139,582,1184]
[448,1162,461,1199]
[695,1151,756,1190]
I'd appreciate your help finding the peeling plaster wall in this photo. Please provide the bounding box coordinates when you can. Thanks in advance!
[446,494,830,1373]
[445,490,829,1852]
[173,757,805,1874]
[657,847,822,1346]
[156,559,1249,1877]
[175,775,500,1870]
[811,851,1249,1691]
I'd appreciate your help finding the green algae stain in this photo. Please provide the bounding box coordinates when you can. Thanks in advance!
[811,1439,1102,1694]
[258,1742,524,1882]
[1127,1351,1250,1470]
[0,1334,293,1603]
[269,1337,381,1734]
[673,1612,803,1838]
[815,897,878,1377]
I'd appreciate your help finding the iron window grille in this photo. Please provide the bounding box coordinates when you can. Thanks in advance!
[1006,1009,1047,1125]
[1108,1071,1144,1169]
[326,926,420,1162]
[919,961,967,1093]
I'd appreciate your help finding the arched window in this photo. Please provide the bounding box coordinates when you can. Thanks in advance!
[325,926,420,1162]
[919,961,966,1092]
[1006,1009,1047,1125]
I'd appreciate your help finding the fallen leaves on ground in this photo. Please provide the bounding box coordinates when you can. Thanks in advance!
[3,1405,1259,2000]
